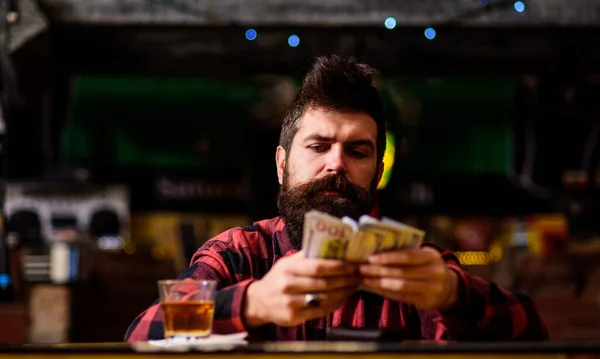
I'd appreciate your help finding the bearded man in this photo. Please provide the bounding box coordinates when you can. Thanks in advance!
[125,55,548,342]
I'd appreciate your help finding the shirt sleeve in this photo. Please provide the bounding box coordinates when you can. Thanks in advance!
[124,230,268,342]
[419,244,549,341]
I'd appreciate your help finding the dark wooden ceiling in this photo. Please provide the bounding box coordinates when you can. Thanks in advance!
[43,25,600,77]
[36,0,600,27]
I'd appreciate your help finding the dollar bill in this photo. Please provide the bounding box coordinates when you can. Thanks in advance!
[302,210,425,263]
[302,210,354,260]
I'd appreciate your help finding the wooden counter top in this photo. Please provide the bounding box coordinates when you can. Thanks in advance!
[1,341,600,359]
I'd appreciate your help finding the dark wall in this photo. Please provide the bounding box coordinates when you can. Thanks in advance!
[6,26,600,219]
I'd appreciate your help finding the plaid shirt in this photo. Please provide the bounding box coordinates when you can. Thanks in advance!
[125,217,548,342]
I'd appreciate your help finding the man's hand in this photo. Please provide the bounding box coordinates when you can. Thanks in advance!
[358,246,459,311]
[244,252,360,328]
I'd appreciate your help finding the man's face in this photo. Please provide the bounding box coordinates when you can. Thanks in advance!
[276,108,384,247]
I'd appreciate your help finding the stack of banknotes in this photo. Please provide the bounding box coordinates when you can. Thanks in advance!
[302,210,425,262]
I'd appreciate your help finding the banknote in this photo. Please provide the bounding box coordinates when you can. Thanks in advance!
[302,210,425,263]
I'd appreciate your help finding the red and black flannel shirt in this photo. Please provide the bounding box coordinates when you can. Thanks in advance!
[124,217,548,342]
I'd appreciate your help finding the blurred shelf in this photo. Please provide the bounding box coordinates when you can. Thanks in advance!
[0,302,27,345]
[568,240,600,255]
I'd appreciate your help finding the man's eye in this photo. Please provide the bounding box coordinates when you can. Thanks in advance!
[349,150,367,158]
[347,147,368,158]
[309,145,327,152]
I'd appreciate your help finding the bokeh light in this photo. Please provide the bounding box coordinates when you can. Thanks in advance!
[424,27,436,40]
[384,17,397,30]
[288,34,300,47]
[514,1,526,12]
[245,29,257,40]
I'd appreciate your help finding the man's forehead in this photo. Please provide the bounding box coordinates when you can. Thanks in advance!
[296,108,377,138]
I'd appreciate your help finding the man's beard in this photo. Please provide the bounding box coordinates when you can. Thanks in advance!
[277,169,377,249]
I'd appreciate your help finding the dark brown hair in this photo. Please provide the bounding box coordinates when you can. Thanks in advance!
[279,55,387,164]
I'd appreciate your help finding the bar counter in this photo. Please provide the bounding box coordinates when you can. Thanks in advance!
[2,341,600,359]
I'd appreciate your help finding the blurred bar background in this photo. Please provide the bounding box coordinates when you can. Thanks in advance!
[1,0,600,344]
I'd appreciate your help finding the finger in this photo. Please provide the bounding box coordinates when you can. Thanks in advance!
[283,275,361,294]
[278,287,359,325]
[301,286,358,313]
[359,263,447,280]
[282,285,357,317]
[323,286,359,308]
[361,277,444,296]
[368,247,440,266]
[285,258,358,277]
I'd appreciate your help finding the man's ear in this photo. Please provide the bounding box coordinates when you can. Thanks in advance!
[276,146,287,185]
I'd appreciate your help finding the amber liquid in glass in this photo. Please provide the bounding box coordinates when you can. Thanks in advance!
[161,301,215,338]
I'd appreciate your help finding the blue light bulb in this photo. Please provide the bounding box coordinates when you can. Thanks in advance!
[514,1,526,12]
[424,27,436,40]
[288,34,300,47]
[384,17,397,30]
[245,29,257,41]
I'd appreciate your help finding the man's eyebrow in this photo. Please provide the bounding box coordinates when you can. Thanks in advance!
[347,139,376,151]
[303,134,375,150]
[303,134,334,143]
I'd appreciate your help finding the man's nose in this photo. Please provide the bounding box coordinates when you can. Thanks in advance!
[324,146,346,174]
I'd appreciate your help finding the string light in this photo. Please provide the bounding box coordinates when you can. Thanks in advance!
[384,17,397,30]
[514,1,526,12]
[489,245,503,262]
[424,27,436,40]
[245,29,257,41]
[288,34,300,47]
[454,249,504,266]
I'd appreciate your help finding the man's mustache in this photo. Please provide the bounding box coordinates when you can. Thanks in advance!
[301,174,360,198]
